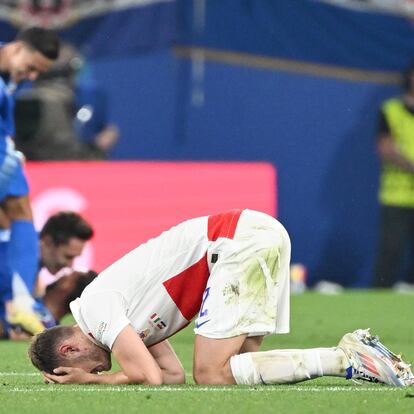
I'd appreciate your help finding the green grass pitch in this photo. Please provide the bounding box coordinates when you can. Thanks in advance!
[0,291,413,414]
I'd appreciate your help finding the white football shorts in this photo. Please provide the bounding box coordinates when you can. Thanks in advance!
[194,209,291,339]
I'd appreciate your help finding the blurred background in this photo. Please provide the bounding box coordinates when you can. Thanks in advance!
[2,0,414,289]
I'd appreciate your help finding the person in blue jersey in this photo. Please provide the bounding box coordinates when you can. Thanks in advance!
[0,27,60,333]
[0,211,94,339]
[0,270,97,341]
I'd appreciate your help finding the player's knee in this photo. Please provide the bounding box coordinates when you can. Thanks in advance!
[193,365,219,384]
[193,362,232,385]
[170,370,186,384]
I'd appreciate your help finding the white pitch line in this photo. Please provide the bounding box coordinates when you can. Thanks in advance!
[0,373,408,393]
[0,386,405,393]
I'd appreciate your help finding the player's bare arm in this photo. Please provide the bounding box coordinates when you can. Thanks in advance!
[149,340,185,384]
[112,325,163,384]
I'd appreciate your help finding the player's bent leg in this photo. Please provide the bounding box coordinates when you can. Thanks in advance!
[4,195,39,294]
[193,334,248,384]
[230,347,350,385]
[0,208,13,323]
[229,329,414,387]
[239,336,264,354]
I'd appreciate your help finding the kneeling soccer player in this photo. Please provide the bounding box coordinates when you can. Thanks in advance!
[28,209,414,386]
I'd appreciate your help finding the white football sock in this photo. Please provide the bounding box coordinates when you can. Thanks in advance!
[230,347,349,385]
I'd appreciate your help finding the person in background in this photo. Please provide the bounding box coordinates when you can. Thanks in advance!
[0,270,97,340]
[373,62,414,291]
[0,27,60,333]
[38,211,94,285]
[0,210,94,336]
[14,42,119,160]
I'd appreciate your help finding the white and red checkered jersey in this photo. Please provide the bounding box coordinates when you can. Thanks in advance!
[70,209,244,350]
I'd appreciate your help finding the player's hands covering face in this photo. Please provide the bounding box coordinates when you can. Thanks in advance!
[43,367,94,384]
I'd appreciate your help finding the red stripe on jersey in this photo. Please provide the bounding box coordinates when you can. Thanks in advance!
[163,254,210,321]
[207,209,243,241]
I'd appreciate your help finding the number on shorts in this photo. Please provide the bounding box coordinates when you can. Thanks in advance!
[199,287,210,318]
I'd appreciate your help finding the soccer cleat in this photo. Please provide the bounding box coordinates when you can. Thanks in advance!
[7,308,46,336]
[338,328,414,387]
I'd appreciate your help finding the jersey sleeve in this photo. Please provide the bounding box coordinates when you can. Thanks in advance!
[79,291,131,350]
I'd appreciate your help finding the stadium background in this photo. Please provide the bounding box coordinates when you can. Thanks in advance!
[1,0,414,287]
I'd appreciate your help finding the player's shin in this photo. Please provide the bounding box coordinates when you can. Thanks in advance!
[0,230,13,304]
[230,348,349,385]
[9,220,39,293]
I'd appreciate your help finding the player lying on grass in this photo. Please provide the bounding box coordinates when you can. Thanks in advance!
[28,209,414,386]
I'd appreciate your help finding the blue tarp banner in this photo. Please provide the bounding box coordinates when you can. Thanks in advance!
[181,0,414,72]
[1,1,414,70]
[0,0,177,56]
